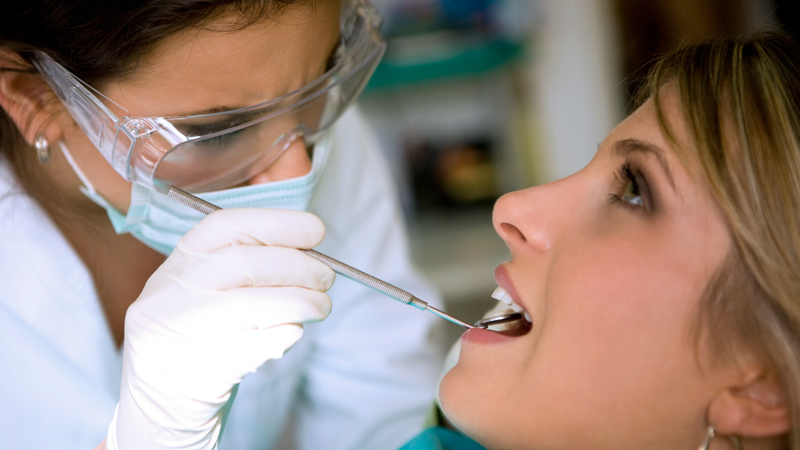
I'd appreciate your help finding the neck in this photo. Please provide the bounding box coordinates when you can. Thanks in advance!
[56,212,165,347]
[17,141,163,347]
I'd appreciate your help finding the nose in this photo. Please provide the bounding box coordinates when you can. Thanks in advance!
[493,183,560,255]
[246,136,312,185]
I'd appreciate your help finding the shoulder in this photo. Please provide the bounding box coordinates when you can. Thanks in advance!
[0,161,51,250]
[312,105,394,215]
[313,104,397,212]
[0,159,103,349]
[0,160,119,416]
[324,104,386,178]
[0,161,63,265]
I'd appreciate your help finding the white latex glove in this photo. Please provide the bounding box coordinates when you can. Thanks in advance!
[105,208,335,450]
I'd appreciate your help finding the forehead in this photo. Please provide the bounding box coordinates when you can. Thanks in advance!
[607,89,697,167]
[618,89,687,146]
[103,1,342,116]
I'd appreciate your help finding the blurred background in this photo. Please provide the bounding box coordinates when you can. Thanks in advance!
[358,0,800,344]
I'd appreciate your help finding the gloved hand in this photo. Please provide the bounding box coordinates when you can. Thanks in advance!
[105,208,335,450]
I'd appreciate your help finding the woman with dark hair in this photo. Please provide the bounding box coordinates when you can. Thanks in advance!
[0,1,445,449]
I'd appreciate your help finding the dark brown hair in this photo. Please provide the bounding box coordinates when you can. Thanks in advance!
[0,0,298,218]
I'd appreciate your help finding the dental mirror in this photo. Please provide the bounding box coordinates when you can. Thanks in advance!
[473,312,525,329]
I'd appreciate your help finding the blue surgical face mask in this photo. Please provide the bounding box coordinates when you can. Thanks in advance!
[58,134,331,255]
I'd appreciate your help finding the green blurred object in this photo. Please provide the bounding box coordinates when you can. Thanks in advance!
[366,37,524,91]
[398,426,487,450]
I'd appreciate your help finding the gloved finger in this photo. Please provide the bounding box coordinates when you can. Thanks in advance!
[135,326,307,387]
[165,246,336,292]
[219,325,306,373]
[178,208,326,254]
[161,285,332,332]
[220,286,332,329]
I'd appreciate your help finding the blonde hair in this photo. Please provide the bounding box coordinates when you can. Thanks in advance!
[642,31,800,448]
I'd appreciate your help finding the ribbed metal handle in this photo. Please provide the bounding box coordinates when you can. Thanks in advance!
[167,187,221,214]
[165,186,477,329]
[300,249,414,305]
[169,187,414,305]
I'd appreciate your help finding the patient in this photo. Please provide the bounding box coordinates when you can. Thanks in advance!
[424,30,800,450]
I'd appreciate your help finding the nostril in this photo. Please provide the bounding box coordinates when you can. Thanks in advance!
[500,222,526,243]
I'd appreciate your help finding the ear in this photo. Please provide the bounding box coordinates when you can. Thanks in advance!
[0,51,64,146]
[708,368,790,439]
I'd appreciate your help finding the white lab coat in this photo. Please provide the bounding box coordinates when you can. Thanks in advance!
[0,107,447,450]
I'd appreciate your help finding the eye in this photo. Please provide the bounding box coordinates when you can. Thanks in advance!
[620,170,643,206]
[189,128,246,147]
[608,162,647,209]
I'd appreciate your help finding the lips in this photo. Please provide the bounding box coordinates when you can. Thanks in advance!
[487,265,534,337]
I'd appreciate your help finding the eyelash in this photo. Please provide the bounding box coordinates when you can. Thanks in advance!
[190,128,245,147]
[607,161,647,211]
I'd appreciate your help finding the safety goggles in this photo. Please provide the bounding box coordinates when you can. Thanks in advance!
[31,0,385,193]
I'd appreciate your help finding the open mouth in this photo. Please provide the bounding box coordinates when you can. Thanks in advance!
[487,286,533,337]
[493,316,533,337]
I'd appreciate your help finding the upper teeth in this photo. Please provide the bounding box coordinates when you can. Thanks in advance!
[491,286,532,323]
[492,286,513,304]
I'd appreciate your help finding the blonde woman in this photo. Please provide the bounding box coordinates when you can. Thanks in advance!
[400,30,800,449]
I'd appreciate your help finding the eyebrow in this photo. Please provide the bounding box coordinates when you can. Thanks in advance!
[612,139,676,191]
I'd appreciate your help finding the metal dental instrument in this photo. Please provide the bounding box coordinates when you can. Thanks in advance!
[474,312,524,328]
[166,186,486,329]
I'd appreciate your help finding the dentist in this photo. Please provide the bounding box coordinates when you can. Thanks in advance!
[0,1,445,449]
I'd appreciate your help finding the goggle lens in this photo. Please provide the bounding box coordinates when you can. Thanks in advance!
[31,0,385,193]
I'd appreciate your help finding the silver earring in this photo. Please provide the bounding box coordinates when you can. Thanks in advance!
[699,426,744,450]
[699,426,715,450]
[35,134,50,164]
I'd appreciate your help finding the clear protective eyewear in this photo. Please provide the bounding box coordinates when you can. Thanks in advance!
[31,0,386,193]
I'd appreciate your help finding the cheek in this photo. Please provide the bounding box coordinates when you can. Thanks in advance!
[513,234,714,444]
[437,207,728,448]
[247,139,312,184]
[440,233,718,448]
[549,240,699,383]
[61,127,133,211]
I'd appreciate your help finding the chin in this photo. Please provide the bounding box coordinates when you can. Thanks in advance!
[439,365,498,447]
[440,361,539,449]
[439,365,475,425]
